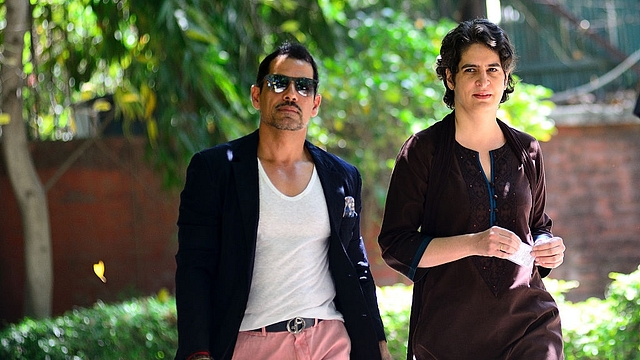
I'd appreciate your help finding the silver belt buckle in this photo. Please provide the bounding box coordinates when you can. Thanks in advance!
[286,317,306,334]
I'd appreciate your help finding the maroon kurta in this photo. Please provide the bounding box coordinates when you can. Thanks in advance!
[379,113,563,359]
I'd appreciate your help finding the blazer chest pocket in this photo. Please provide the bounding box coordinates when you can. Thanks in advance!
[339,216,357,242]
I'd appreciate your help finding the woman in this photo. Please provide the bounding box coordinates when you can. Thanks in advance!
[378,19,565,359]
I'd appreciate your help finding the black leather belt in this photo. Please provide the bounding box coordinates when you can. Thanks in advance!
[254,317,321,334]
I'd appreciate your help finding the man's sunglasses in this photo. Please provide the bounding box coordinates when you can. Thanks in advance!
[262,74,318,97]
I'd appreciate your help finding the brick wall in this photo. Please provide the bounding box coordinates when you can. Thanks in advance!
[0,137,179,324]
[539,122,640,301]
[2,112,639,323]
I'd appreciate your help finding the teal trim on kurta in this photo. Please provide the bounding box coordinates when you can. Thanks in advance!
[408,235,434,281]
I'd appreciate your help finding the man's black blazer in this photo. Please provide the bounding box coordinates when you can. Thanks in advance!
[175,130,385,360]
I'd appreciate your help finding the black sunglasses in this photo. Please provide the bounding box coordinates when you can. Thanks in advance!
[262,74,318,97]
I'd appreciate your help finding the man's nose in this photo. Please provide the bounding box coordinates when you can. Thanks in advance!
[282,81,298,101]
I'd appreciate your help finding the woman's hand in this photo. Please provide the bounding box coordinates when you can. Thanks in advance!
[418,226,526,268]
[475,226,522,258]
[532,237,565,268]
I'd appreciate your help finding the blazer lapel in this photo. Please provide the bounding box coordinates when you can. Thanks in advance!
[229,136,348,258]
[230,131,260,280]
[307,143,346,245]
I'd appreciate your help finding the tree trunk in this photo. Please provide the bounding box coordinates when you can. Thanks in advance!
[457,0,488,21]
[435,0,487,22]
[1,0,53,318]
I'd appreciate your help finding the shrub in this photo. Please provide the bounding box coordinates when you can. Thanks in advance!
[0,294,177,360]
[377,284,412,358]
[378,267,640,360]
[2,268,639,360]
[558,265,640,360]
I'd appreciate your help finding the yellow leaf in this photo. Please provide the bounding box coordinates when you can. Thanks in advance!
[121,93,140,103]
[93,260,107,283]
[157,287,170,303]
[93,99,112,112]
[80,91,95,101]
[0,113,10,125]
[80,83,96,101]
[143,89,157,120]
[146,118,158,146]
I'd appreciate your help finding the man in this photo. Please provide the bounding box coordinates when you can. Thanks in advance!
[175,41,391,360]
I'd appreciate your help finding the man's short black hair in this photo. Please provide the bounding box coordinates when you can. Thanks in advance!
[255,41,319,94]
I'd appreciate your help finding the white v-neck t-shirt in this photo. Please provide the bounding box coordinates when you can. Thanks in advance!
[238,160,344,331]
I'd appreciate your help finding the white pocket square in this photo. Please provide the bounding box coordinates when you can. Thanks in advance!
[343,196,357,218]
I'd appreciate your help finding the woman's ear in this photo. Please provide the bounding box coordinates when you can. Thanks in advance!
[446,69,455,90]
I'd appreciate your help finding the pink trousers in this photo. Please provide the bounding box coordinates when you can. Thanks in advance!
[232,320,351,360]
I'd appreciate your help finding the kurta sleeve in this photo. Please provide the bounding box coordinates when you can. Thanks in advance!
[528,139,555,277]
[378,132,435,282]
[528,139,553,238]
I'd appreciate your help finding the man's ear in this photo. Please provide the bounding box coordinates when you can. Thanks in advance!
[250,85,260,110]
[446,69,455,90]
[311,94,322,117]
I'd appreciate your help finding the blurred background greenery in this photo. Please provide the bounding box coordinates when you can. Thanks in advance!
[2,266,639,359]
[4,1,638,358]
[4,0,556,198]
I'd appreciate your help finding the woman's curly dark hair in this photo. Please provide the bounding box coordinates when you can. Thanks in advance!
[435,19,517,109]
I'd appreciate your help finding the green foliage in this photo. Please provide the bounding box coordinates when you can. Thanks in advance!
[558,265,640,360]
[377,284,412,358]
[315,8,557,217]
[0,296,177,360]
[3,267,639,359]
[375,270,640,360]
[22,0,140,141]
[314,10,452,213]
[498,77,557,141]
[14,1,558,195]
[0,288,413,360]
[380,268,640,360]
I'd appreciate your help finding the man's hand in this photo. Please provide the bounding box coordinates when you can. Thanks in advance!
[379,340,393,360]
